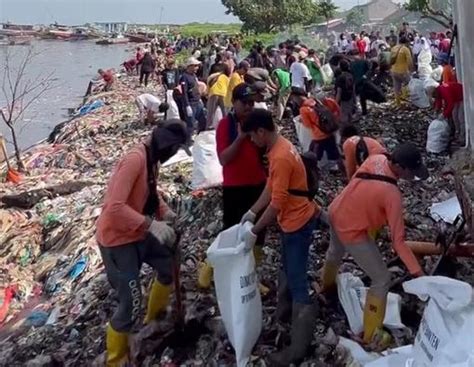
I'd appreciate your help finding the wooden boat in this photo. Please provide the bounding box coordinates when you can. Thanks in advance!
[0,23,38,37]
[125,31,155,43]
[96,35,129,45]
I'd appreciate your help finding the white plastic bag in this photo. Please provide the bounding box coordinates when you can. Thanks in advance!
[426,118,450,153]
[321,63,334,85]
[211,107,223,129]
[408,79,430,109]
[337,273,405,335]
[165,89,180,120]
[293,116,313,152]
[365,346,414,367]
[207,225,262,367]
[403,276,474,367]
[191,131,223,189]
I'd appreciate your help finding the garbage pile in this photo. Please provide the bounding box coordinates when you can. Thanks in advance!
[0,74,473,367]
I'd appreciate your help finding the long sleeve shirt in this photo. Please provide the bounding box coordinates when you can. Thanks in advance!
[434,82,463,119]
[179,71,201,106]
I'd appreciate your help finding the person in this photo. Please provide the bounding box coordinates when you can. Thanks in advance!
[160,60,181,120]
[271,67,291,121]
[306,49,324,92]
[417,37,433,79]
[439,54,457,83]
[207,64,231,129]
[390,36,413,106]
[123,58,138,75]
[224,60,250,113]
[240,108,321,366]
[350,53,371,115]
[138,52,156,87]
[85,69,114,96]
[293,88,343,174]
[340,125,386,180]
[96,120,191,366]
[387,29,398,48]
[339,33,350,54]
[320,143,426,348]
[135,47,144,75]
[335,59,355,124]
[135,93,169,124]
[179,57,206,135]
[290,51,312,93]
[198,84,267,289]
[356,33,366,57]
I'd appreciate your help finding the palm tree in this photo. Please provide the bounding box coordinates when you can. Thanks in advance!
[317,0,339,33]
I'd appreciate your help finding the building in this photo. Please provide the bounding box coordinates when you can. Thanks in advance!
[93,22,128,35]
[348,0,400,24]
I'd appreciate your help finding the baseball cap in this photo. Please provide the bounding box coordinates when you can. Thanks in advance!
[392,143,429,180]
[185,57,201,67]
[232,83,257,102]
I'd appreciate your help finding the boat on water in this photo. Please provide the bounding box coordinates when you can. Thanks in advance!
[0,23,39,37]
[96,34,129,45]
[125,31,156,43]
[0,35,33,46]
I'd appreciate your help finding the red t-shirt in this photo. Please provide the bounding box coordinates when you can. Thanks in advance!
[216,116,267,187]
[102,70,114,83]
[357,39,366,55]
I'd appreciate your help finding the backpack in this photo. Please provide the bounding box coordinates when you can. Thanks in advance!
[355,172,397,186]
[288,151,320,200]
[355,137,369,166]
[313,99,338,134]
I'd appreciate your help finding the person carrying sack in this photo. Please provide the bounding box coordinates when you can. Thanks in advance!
[320,143,427,349]
[95,120,191,366]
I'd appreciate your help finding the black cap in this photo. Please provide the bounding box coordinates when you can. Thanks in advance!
[232,83,257,102]
[392,143,429,180]
[156,119,192,156]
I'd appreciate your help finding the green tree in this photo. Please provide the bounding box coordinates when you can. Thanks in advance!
[405,0,453,29]
[221,0,320,33]
[316,0,338,32]
[345,8,367,30]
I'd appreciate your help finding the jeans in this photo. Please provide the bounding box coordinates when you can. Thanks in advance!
[281,216,318,304]
[186,101,207,134]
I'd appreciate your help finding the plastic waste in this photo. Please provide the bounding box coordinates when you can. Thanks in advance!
[25,310,49,328]
[191,131,223,190]
[426,118,450,154]
[408,79,430,109]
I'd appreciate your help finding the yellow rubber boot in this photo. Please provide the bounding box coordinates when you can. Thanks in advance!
[253,246,264,266]
[320,262,339,293]
[106,324,129,367]
[197,261,213,289]
[144,279,171,324]
[363,292,387,344]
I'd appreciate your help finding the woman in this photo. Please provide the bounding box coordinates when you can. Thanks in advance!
[417,37,433,79]
[138,51,156,87]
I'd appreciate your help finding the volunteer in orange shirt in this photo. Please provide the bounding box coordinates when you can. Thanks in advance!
[340,125,386,180]
[240,109,321,366]
[96,120,191,366]
[321,143,427,348]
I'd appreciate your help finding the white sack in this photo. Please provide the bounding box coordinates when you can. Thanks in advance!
[337,273,405,335]
[408,79,430,109]
[403,276,474,367]
[207,224,262,367]
[165,89,180,120]
[426,118,450,154]
[191,131,223,189]
[321,63,334,85]
[211,107,223,129]
[293,115,313,152]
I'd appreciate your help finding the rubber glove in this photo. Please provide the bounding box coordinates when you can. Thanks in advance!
[240,210,256,224]
[149,220,176,247]
[162,209,177,223]
[240,222,257,250]
[186,105,193,117]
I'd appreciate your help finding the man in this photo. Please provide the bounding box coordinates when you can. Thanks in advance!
[224,61,250,113]
[340,125,386,180]
[198,84,267,289]
[290,51,312,93]
[390,36,413,106]
[387,29,398,48]
[320,143,426,348]
[350,53,371,115]
[306,49,324,92]
[161,59,181,119]
[270,67,291,121]
[240,109,320,366]
[138,51,156,87]
[96,120,191,366]
[207,64,230,129]
[335,59,355,124]
[85,69,114,96]
[135,93,169,124]
[179,57,206,135]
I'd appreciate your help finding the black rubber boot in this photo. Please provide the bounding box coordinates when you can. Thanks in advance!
[275,271,292,324]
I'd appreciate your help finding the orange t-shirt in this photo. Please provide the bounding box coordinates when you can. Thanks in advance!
[322,97,341,122]
[300,99,330,141]
[342,136,386,179]
[442,65,457,84]
[267,136,318,233]
[329,154,421,275]
[96,144,169,247]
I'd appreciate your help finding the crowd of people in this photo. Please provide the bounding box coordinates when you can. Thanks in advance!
[93,22,464,367]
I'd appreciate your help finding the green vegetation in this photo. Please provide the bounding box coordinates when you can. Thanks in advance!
[316,0,339,32]
[178,22,242,37]
[345,8,367,30]
[405,0,452,28]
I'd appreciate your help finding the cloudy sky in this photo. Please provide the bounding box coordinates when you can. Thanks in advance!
[0,0,405,25]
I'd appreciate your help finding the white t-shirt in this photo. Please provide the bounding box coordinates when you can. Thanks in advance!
[363,36,371,53]
[290,62,311,89]
[137,93,162,113]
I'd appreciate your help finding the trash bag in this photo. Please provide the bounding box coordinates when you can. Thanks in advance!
[293,116,313,152]
[321,63,334,85]
[166,90,180,120]
[191,131,223,190]
[409,79,431,109]
[426,118,450,154]
[207,224,262,367]
[403,276,474,367]
[337,273,405,335]
[431,66,443,82]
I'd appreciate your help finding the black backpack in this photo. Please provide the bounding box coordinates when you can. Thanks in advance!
[313,99,338,134]
[355,137,370,166]
[288,151,320,200]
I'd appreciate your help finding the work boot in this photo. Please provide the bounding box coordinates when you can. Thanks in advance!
[267,303,318,366]
[254,246,270,296]
[197,260,213,289]
[363,292,390,348]
[275,271,292,323]
[144,279,171,324]
[106,324,129,367]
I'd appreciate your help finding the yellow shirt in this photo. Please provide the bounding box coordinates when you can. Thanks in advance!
[224,72,244,108]
[208,74,229,98]
[391,45,413,75]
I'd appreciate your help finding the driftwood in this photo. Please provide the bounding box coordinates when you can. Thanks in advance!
[1,181,94,209]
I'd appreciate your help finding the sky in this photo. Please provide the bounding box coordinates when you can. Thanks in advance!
[0,0,406,25]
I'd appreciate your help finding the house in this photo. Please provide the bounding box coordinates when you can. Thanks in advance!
[93,22,128,35]
[304,18,346,33]
[350,0,400,23]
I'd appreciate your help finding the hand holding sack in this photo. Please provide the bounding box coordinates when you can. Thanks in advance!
[149,220,176,247]
[240,210,256,224]
[239,222,257,250]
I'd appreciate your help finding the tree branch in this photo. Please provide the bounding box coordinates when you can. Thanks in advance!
[420,14,450,29]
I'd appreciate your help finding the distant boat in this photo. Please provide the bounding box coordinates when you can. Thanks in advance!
[0,35,33,46]
[125,31,155,43]
[0,23,39,37]
[96,34,129,45]
[48,26,74,40]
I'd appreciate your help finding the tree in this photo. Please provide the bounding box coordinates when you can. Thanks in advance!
[405,0,453,29]
[316,0,338,33]
[1,48,56,171]
[221,0,320,33]
[345,8,367,30]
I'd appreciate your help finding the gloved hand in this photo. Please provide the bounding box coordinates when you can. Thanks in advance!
[240,210,256,224]
[239,222,257,250]
[162,209,177,223]
[149,220,176,247]
[186,105,193,117]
